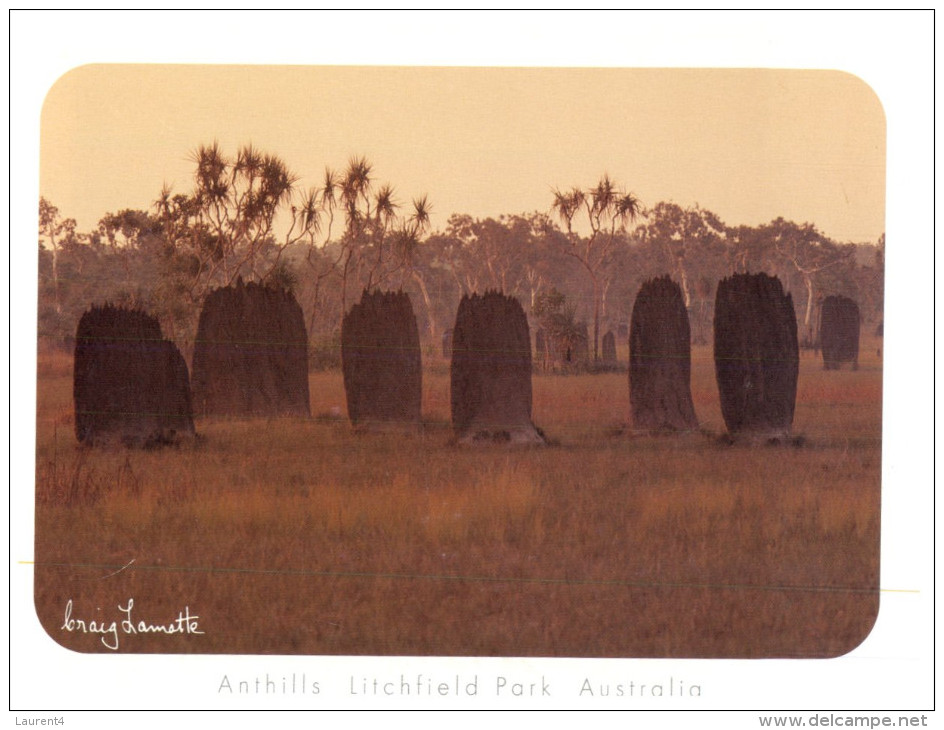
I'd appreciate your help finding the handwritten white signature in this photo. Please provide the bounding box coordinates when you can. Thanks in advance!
[61,598,204,650]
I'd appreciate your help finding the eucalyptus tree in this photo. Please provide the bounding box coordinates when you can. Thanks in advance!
[768,217,853,344]
[860,232,885,328]
[634,202,726,309]
[438,213,540,300]
[725,223,771,274]
[551,174,642,361]
[633,202,728,343]
[38,197,77,315]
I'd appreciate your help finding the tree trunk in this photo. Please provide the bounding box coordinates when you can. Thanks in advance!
[591,275,600,362]
[48,233,62,315]
[340,248,352,329]
[412,269,437,342]
[804,274,815,331]
[676,256,691,309]
[601,276,612,322]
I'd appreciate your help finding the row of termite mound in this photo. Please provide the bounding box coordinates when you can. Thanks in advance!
[342,289,542,443]
[71,281,542,446]
[72,274,860,447]
[630,273,802,437]
[73,280,311,447]
[629,277,859,438]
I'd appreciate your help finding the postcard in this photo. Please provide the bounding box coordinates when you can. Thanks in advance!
[10,10,933,717]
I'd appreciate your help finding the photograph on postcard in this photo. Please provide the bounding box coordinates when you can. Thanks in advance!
[34,65,885,658]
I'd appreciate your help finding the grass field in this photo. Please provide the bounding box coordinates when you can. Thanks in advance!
[33,340,882,657]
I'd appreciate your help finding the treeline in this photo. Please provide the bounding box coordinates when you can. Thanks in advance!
[37,146,884,365]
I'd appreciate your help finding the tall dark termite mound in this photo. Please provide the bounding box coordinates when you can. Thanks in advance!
[191,279,310,417]
[602,330,617,363]
[820,295,860,370]
[341,289,422,430]
[714,272,799,440]
[73,304,194,447]
[450,291,544,444]
[629,276,698,432]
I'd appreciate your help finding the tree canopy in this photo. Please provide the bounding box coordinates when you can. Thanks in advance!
[37,145,884,362]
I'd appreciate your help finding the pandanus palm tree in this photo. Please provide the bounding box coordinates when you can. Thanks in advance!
[171,142,323,295]
[552,174,641,361]
[325,156,431,320]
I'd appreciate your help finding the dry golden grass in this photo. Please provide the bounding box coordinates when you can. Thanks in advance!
[33,339,882,657]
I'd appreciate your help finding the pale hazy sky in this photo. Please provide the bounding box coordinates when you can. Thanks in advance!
[41,64,885,243]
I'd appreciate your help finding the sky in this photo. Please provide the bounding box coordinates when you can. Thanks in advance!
[40,64,885,244]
